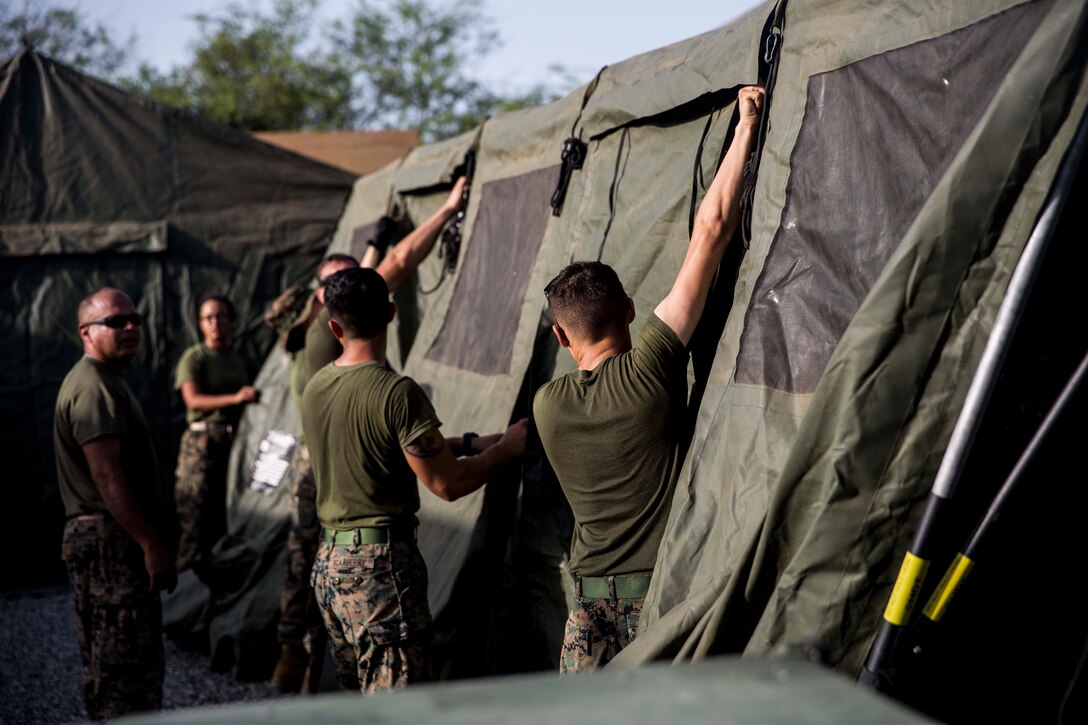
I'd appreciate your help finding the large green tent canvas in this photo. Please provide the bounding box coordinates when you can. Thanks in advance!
[0,48,355,587]
[619,0,1087,673]
[174,0,1087,718]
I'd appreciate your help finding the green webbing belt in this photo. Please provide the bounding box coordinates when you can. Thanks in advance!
[576,574,652,600]
[321,526,415,546]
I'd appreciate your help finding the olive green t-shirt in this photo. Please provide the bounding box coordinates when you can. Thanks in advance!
[54,357,164,521]
[174,344,250,425]
[302,307,342,389]
[288,351,308,418]
[300,360,442,529]
[534,314,689,577]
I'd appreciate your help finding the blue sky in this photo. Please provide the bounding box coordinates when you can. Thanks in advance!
[80,0,761,92]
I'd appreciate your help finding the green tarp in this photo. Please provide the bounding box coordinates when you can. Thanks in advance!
[121,654,934,724]
[620,0,1088,674]
[0,48,354,584]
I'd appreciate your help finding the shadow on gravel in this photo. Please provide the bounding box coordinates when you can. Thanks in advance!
[0,588,291,724]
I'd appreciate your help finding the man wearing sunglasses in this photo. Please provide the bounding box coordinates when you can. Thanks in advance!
[173,295,258,574]
[54,288,175,719]
[272,177,468,693]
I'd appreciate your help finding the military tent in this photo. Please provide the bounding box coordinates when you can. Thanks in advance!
[166,0,1088,719]
[0,48,355,588]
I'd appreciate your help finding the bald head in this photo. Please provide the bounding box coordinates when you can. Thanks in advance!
[78,287,141,369]
[78,288,134,325]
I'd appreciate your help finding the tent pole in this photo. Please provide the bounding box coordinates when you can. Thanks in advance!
[911,347,1088,649]
[858,108,1088,693]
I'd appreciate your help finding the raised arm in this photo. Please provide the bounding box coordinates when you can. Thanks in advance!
[654,86,764,346]
[359,243,383,270]
[82,437,176,592]
[403,419,527,502]
[377,176,467,293]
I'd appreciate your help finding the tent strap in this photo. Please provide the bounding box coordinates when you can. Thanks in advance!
[551,66,609,217]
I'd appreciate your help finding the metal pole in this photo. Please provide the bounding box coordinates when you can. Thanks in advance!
[859,109,1088,693]
[914,348,1088,638]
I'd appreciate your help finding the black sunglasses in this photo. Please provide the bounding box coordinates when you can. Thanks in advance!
[83,313,143,329]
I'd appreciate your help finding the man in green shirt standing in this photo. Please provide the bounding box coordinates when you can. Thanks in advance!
[54,287,176,719]
[272,178,470,692]
[271,252,357,692]
[534,86,764,673]
[300,266,526,693]
[173,295,257,572]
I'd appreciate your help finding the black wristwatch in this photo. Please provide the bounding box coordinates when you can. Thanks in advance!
[461,432,479,457]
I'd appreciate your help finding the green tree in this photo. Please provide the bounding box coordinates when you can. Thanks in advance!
[127,0,578,139]
[333,0,569,142]
[0,0,133,78]
[129,0,353,132]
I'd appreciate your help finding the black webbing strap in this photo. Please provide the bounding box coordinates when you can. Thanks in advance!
[420,125,485,295]
[551,136,588,217]
[688,112,717,237]
[595,126,630,261]
[551,66,608,217]
[437,148,475,273]
[740,0,787,250]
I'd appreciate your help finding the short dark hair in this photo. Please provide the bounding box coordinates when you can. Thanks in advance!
[318,253,359,283]
[199,295,235,321]
[323,267,389,339]
[544,261,629,341]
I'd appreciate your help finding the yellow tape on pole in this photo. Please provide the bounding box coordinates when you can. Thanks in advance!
[923,553,975,622]
[884,552,930,626]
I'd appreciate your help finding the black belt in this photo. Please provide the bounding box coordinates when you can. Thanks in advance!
[321,526,416,545]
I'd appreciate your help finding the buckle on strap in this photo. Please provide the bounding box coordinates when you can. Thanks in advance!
[188,421,233,434]
[575,574,652,600]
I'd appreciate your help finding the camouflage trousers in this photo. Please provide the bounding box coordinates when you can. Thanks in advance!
[62,515,164,720]
[277,445,326,655]
[560,593,644,674]
[311,538,435,693]
[174,425,231,570]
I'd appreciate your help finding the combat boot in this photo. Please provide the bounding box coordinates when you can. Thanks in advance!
[272,642,308,693]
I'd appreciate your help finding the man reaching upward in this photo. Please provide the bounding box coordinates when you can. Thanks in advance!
[272,178,467,692]
[300,267,527,693]
[534,86,764,673]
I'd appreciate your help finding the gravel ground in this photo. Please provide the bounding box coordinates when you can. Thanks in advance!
[0,587,289,724]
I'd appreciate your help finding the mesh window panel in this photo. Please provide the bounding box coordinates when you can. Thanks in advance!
[735,0,1052,393]
[350,221,381,261]
[426,165,558,375]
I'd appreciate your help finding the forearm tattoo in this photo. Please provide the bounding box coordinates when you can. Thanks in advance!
[406,430,443,458]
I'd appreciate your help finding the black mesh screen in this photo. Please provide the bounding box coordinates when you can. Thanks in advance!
[426,166,558,374]
[735,0,1052,393]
